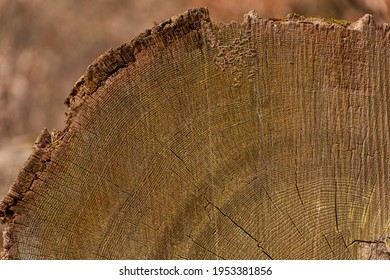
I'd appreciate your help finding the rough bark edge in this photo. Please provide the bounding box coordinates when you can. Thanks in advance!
[64,7,211,111]
[0,8,388,259]
[0,128,55,259]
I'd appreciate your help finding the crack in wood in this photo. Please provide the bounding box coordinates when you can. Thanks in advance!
[187,234,225,260]
[202,196,273,259]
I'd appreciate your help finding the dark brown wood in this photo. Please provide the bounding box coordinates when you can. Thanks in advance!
[1,8,389,259]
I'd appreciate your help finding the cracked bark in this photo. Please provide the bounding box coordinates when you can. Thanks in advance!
[1,8,390,259]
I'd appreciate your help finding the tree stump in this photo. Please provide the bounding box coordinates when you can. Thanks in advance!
[1,8,389,259]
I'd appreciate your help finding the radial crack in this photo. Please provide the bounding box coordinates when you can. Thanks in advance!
[187,234,225,260]
[203,196,273,259]
[323,235,336,258]
[294,147,304,208]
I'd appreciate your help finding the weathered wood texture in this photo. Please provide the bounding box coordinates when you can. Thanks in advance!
[1,8,390,259]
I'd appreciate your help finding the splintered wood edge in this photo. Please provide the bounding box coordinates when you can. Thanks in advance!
[0,7,389,259]
[64,7,211,110]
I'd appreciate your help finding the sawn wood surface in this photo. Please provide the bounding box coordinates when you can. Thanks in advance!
[1,8,389,259]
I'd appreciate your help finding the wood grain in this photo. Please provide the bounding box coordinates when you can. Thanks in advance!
[1,8,389,259]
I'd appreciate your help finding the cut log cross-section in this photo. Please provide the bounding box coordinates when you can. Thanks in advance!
[1,8,390,259]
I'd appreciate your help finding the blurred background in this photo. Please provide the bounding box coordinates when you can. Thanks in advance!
[0,0,389,248]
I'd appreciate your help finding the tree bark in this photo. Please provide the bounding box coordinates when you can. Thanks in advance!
[1,8,389,259]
